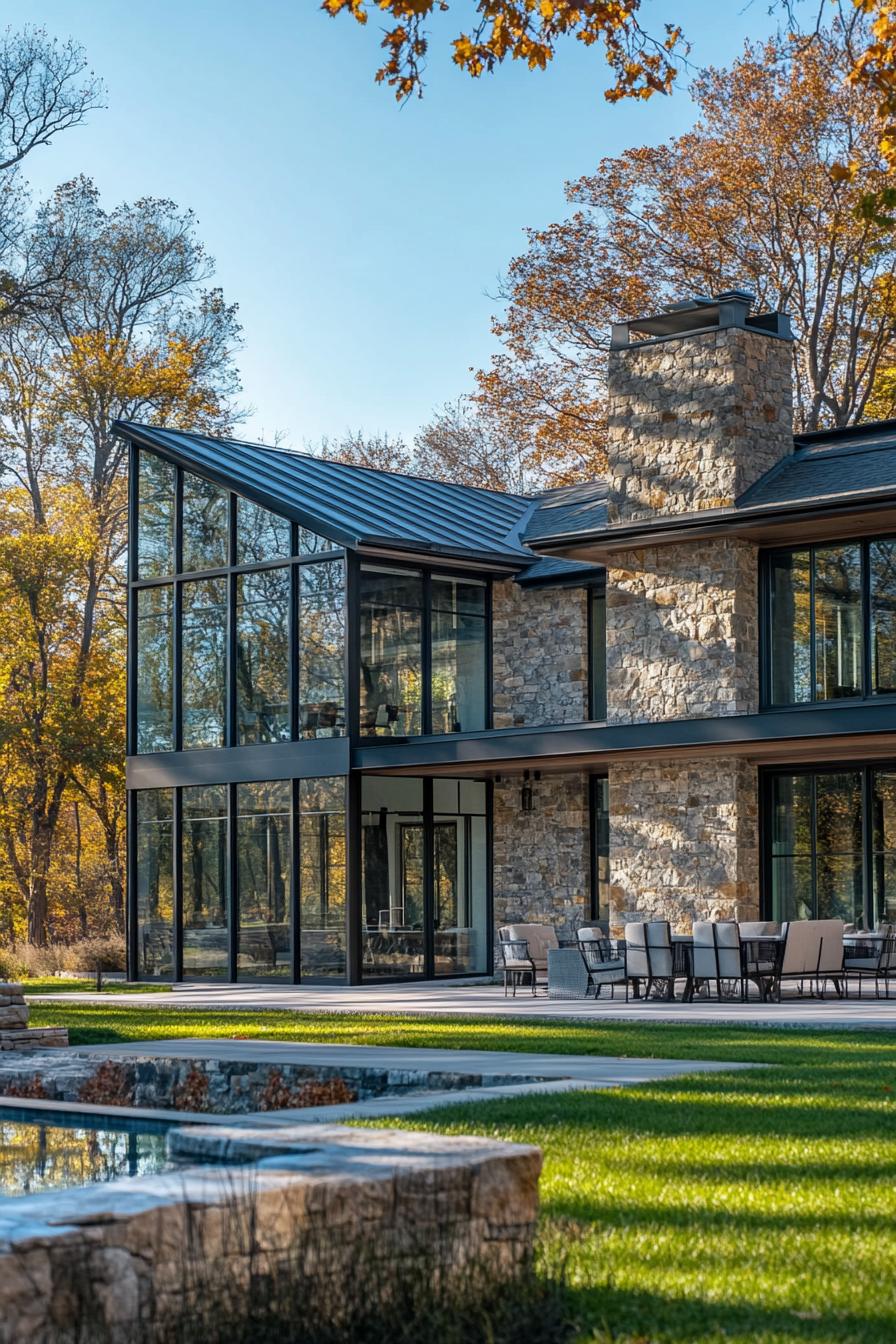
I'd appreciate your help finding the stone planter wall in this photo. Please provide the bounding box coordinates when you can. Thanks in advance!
[0,1124,542,1344]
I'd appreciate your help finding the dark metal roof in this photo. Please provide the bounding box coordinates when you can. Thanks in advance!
[738,421,896,511]
[115,422,536,566]
[522,481,608,545]
[515,556,604,587]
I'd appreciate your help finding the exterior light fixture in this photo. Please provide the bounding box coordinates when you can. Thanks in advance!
[520,770,534,813]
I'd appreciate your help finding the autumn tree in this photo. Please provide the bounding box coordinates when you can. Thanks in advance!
[469,20,896,483]
[0,28,103,314]
[0,178,241,945]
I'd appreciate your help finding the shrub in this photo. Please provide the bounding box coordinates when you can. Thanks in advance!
[0,946,25,982]
[13,934,126,979]
[258,1070,358,1112]
[2,1073,49,1099]
[77,1061,134,1107]
[174,1067,211,1112]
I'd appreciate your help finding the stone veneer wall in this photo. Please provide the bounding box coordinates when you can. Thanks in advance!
[491,580,588,728]
[606,325,793,525]
[492,772,590,941]
[608,757,760,929]
[606,537,760,725]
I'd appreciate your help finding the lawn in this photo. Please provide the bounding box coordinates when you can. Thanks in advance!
[24,1003,896,1343]
[21,978,171,994]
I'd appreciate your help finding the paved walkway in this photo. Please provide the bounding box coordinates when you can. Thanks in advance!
[31,979,896,1028]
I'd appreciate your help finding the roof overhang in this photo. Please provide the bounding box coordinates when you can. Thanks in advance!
[530,495,896,561]
[352,701,896,777]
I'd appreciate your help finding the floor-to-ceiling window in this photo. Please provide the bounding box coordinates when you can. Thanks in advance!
[766,538,896,705]
[236,780,291,980]
[181,785,229,978]
[130,449,346,754]
[299,776,347,977]
[765,766,896,926]
[134,790,174,978]
[590,775,610,920]
[359,566,489,737]
[361,776,489,979]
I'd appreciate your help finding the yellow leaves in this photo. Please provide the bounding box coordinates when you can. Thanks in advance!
[325,0,686,101]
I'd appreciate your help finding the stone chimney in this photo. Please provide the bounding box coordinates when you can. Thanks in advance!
[606,290,794,526]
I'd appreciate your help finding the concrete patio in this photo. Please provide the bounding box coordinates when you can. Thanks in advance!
[30,979,896,1028]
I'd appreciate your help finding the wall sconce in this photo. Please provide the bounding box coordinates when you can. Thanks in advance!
[520,770,535,813]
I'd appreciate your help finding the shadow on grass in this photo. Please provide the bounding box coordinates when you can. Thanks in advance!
[577,1279,889,1344]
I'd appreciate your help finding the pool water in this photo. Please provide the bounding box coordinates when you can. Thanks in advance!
[0,1105,172,1197]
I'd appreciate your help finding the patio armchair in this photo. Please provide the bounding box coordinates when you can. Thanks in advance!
[576,927,626,999]
[843,923,896,999]
[624,920,674,999]
[692,921,744,1000]
[497,924,559,996]
[768,919,844,1001]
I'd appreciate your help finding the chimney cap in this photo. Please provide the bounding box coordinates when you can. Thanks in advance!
[610,289,792,350]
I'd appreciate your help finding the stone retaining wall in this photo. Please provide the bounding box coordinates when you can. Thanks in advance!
[0,1052,541,1113]
[0,1124,542,1344]
[0,983,67,1050]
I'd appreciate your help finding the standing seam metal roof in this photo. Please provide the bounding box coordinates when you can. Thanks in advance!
[116,422,537,563]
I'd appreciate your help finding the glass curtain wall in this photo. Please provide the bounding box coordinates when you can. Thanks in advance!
[236,781,291,980]
[135,790,174,977]
[299,561,346,738]
[132,450,346,753]
[299,776,346,977]
[236,567,290,743]
[182,785,229,978]
[361,776,489,979]
[359,570,423,737]
[359,566,489,737]
[767,766,896,926]
[767,538,896,704]
[430,578,486,734]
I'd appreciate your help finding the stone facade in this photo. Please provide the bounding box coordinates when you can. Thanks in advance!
[491,580,588,728]
[606,325,793,525]
[598,315,792,927]
[492,772,590,940]
[606,538,760,725]
[0,1124,541,1344]
[608,757,760,929]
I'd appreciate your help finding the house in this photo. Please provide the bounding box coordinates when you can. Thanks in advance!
[116,289,896,983]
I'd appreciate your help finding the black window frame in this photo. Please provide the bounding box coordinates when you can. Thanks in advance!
[759,760,896,927]
[355,557,493,740]
[128,444,346,757]
[587,581,608,721]
[761,535,896,710]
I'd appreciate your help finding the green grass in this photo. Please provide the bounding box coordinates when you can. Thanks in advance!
[22,978,171,994]
[23,1004,896,1342]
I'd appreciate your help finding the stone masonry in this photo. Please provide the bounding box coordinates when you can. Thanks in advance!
[606,325,793,524]
[608,757,760,930]
[492,579,588,728]
[0,1124,541,1344]
[604,312,793,927]
[0,982,67,1050]
[606,537,760,725]
[492,772,590,940]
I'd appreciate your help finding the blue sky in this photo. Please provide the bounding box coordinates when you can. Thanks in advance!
[8,1,779,446]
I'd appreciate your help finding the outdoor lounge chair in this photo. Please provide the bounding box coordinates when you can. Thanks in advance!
[843,923,896,998]
[624,920,674,998]
[576,927,626,998]
[692,921,744,999]
[497,924,559,996]
[769,919,844,1000]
